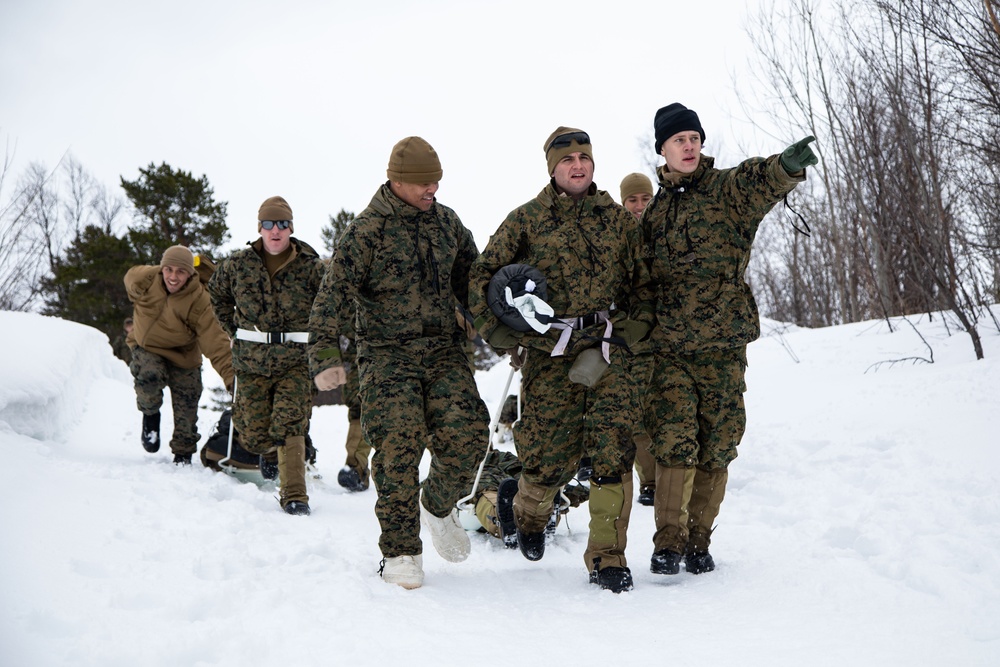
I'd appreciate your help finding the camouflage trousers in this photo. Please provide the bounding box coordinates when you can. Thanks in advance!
[631,351,657,488]
[645,346,748,470]
[343,365,372,472]
[513,347,638,570]
[471,450,523,538]
[129,346,202,455]
[233,366,313,455]
[359,341,489,559]
[514,348,638,486]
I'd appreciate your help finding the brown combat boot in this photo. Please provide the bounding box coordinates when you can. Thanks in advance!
[584,475,633,571]
[651,465,695,574]
[512,478,560,561]
[684,468,728,573]
[338,417,371,492]
[278,435,310,515]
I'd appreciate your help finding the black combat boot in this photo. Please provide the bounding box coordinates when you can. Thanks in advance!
[545,493,566,537]
[259,453,278,480]
[283,500,311,516]
[516,525,545,561]
[684,551,715,574]
[650,548,682,575]
[590,563,634,594]
[637,485,655,506]
[173,453,192,465]
[495,478,519,549]
[337,465,369,492]
[141,412,161,453]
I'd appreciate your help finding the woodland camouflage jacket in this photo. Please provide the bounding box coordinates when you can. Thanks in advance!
[641,154,804,353]
[207,238,325,377]
[309,183,479,375]
[469,182,654,356]
[124,265,234,386]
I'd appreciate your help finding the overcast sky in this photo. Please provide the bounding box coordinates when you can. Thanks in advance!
[1,0,776,254]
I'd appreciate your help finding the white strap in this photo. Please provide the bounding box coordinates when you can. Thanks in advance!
[235,328,310,344]
[549,311,612,363]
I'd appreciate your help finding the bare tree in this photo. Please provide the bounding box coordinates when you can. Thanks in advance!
[740,0,998,358]
[0,145,126,313]
[0,151,59,311]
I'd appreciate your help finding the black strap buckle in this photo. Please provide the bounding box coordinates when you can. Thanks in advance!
[266,332,283,344]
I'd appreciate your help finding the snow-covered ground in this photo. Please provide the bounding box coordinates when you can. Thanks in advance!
[1,309,998,666]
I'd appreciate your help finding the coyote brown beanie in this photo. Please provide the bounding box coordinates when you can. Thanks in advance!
[257,196,294,233]
[386,137,443,183]
[653,103,705,154]
[620,172,654,203]
[160,245,195,273]
[544,126,593,176]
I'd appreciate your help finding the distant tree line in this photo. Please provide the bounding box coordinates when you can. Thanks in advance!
[740,0,1000,359]
[0,157,230,358]
[4,1,998,362]
[0,159,502,367]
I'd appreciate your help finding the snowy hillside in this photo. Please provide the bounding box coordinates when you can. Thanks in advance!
[1,309,998,666]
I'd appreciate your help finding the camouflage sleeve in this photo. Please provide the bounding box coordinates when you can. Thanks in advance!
[451,220,479,310]
[468,211,523,335]
[622,213,656,326]
[308,265,345,375]
[206,258,236,338]
[190,289,234,388]
[308,221,371,376]
[723,154,806,231]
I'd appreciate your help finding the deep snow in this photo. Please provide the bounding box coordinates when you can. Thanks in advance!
[1,308,998,666]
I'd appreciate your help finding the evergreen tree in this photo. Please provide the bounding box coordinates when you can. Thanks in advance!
[41,161,228,360]
[120,162,229,263]
[42,224,136,358]
[320,208,355,258]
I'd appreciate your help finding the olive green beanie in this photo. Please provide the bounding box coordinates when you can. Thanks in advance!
[619,172,654,203]
[160,245,195,273]
[386,136,443,183]
[543,126,593,176]
[257,195,294,233]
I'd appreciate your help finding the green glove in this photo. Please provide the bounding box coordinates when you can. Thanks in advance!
[487,322,524,351]
[780,135,818,173]
[612,320,651,347]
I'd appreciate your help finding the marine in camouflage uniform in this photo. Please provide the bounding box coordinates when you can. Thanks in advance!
[465,449,589,542]
[337,334,372,492]
[124,246,234,464]
[469,127,655,593]
[619,172,658,506]
[207,196,325,515]
[641,103,816,575]
[309,137,489,587]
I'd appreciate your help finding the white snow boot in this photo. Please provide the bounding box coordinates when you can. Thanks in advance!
[420,501,471,563]
[380,555,423,589]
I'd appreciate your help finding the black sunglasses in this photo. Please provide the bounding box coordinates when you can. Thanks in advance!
[547,131,591,151]
[261,220,291,230]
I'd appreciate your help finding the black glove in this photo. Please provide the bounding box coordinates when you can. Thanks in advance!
[780,135,818,174]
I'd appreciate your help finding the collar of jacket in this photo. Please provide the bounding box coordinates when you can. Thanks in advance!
[536,181,612,210]
[247,236,320,262]
[368,181,436,218]
[657,154,715,189]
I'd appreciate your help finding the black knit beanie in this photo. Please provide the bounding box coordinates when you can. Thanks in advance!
[653,103,705,154]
